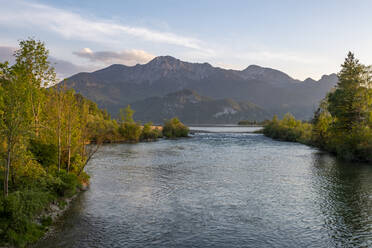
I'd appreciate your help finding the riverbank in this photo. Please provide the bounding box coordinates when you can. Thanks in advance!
[0,170,90,248]
[0,188,84,248]
[33,184,88,245]
[262,114,372,162]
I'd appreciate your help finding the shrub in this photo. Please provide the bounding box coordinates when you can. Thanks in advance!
[0,190,52,247]
[53,170,79,197]
[141,122,161,141]
[263,114,312,145]
[40,215,53,227]
[119,122,142,142]
[79,170,90,184]
[162,118,189,138]
[28,139,57,168]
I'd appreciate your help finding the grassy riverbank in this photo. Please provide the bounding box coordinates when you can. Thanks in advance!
[263,114,313,145]
[0,171,88,247]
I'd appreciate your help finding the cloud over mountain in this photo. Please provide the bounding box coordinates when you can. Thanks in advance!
[0,45,94,79]
[74,48,155,66]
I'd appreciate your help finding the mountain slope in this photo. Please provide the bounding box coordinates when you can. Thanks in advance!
[62,56,338,120]
[131,89,271,124]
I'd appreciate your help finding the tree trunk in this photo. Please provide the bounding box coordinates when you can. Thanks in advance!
[34,115,39,137]
[67,144,71,172]
[57,91,61,172]
[58,128,61,172]
[78,142,101,176]
[67,116,71,173]
[4,145,11,197]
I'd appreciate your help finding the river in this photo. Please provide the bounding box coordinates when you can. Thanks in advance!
[35,126,372,248]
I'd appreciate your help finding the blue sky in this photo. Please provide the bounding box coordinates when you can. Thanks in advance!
[0,0,372,80]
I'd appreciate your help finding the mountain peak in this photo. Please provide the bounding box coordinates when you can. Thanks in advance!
[244,64,263,70]
[148,55,180,65]
[303,77,316,84]
[320,73,338,80]
[241,64,295,86]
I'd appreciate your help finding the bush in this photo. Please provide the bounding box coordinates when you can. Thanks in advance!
[0,190,52,247]
[78,171,90,185]
[119,122,142,142]
[162,118,189,138]
[263,114,312,145]
[238,120,258,125]
[40,215,53,227]
[140,122,161,141]
[28,139,57,168]
[53,170,79,197]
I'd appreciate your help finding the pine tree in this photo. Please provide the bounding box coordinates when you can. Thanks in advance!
[328,52,370,132]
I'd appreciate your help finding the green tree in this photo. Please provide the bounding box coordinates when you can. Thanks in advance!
[141,122,161,141]
[14,39,56,137]
[328,52,371,132]
[162,118,189,138]
[118,105,141,142]
[120,105,135,123]
[0,63,31,196]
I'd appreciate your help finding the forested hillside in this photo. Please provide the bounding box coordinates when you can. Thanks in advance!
[131,89,270,124]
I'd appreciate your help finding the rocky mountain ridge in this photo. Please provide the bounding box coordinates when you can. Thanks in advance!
[61,55,338,122]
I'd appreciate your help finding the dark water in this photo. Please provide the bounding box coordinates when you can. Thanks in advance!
[36,127,372,248]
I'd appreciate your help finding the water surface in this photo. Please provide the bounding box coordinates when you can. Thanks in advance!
[35,128,372,248]
[189,125,262,133]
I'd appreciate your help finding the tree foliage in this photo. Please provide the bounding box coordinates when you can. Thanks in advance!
[162,118,189,138]
[264,52,372,162]
[0,39,108,247]
[0,39,187,247]
[118,105,142,142]
[263,114,312,144]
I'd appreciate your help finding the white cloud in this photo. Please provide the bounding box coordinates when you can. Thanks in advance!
[0,45,95,79]
[73,48,155,65]
[0,0,332,80]
[0,0,206,51]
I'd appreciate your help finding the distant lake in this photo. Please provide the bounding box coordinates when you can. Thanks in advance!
[35,127,372,248]
[189,125,262,133]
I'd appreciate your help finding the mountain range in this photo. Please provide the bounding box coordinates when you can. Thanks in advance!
[61,56,338,124]
[131,89,270,124]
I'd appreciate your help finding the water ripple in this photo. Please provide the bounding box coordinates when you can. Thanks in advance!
[35,132,372,248]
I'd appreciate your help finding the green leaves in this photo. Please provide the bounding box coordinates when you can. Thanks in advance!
[162,118,189,138]
[263,114,312,144]
[14,39,56,88]
[265,52,372,162]
[118,105,142,142]
[0,39,101,246]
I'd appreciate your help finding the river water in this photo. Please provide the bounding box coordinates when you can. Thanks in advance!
[35,127,372,248]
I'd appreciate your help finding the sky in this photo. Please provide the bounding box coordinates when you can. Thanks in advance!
[0,0,372,80]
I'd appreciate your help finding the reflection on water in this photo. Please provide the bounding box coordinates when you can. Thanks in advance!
[311,153,372,247]
[35,130,372,248]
